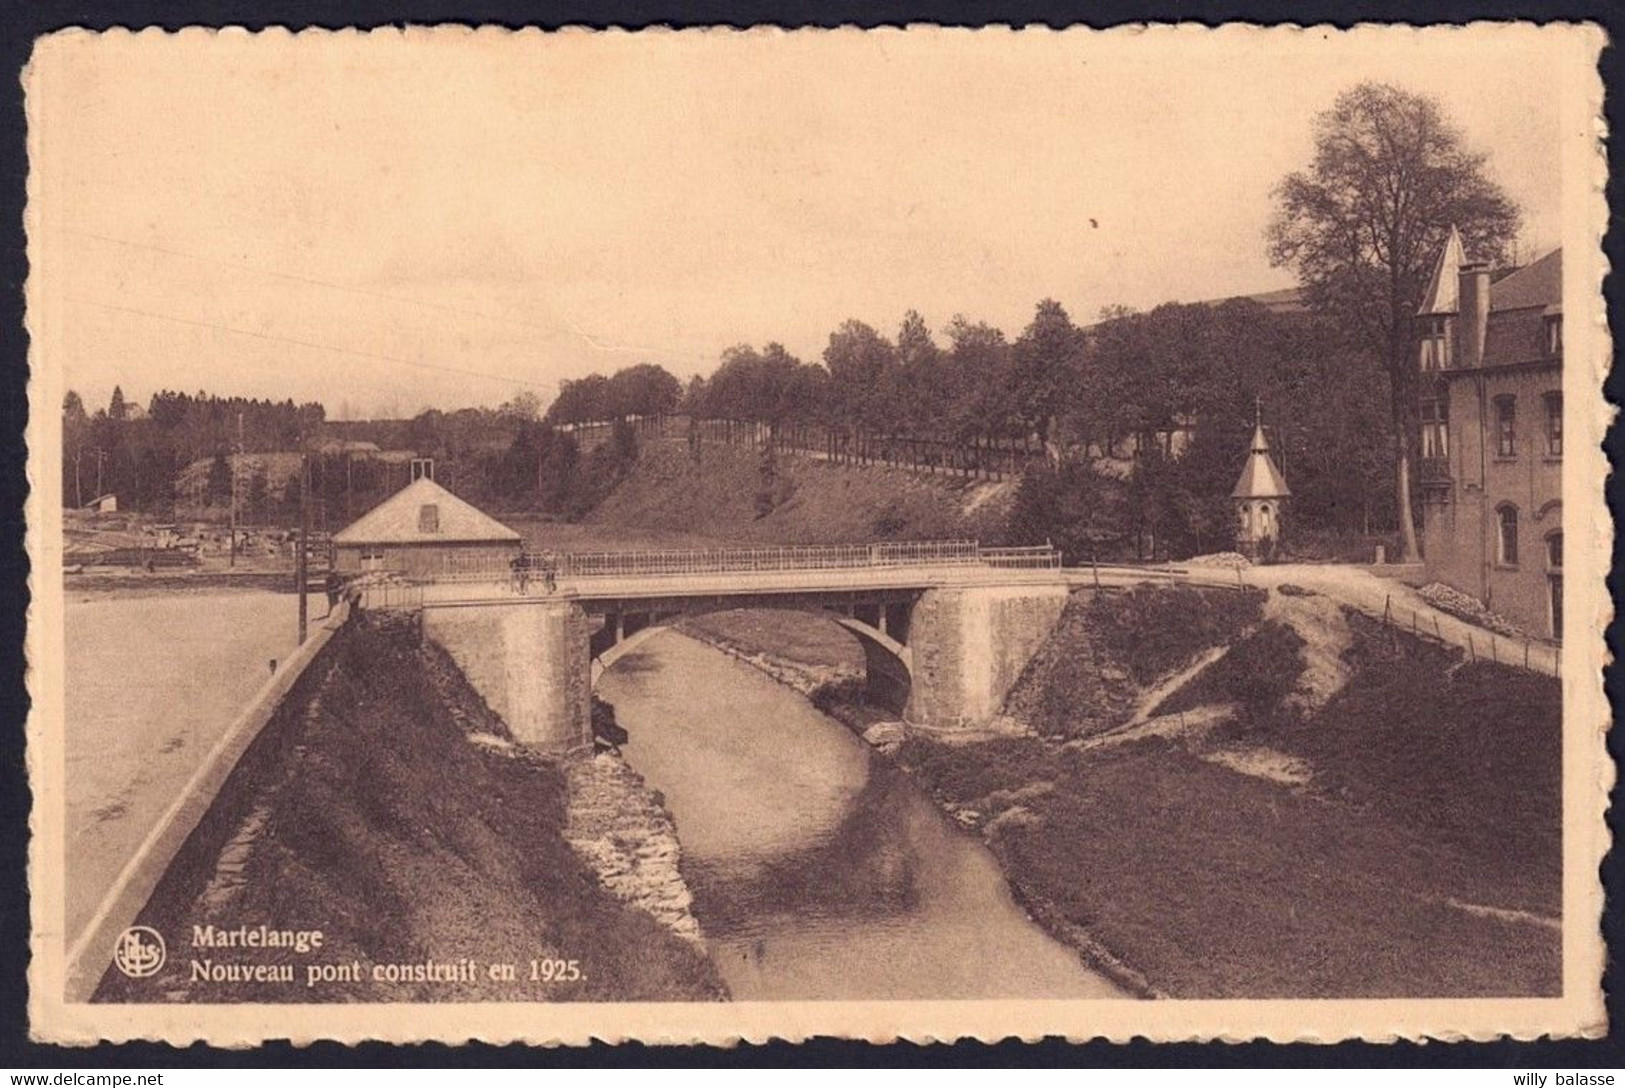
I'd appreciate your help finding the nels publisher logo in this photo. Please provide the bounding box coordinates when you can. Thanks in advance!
[112,926,166,979]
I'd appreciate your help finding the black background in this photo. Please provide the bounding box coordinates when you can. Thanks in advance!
[0,0,1618,1068]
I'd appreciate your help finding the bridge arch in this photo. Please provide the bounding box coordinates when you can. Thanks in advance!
[589,605,913,716]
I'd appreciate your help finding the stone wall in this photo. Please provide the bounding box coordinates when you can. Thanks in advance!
[422,601,594,750]
[905,584,1071,728]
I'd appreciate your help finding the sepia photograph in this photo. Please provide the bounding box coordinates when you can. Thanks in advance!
[22,24,1608,1045]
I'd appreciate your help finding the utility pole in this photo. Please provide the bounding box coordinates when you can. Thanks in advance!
[297,451,310,644]
[229,412,243,568]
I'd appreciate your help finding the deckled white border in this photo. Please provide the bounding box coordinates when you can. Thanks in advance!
[22,21,1611,1046]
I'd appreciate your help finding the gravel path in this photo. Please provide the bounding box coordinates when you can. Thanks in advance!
[1180,563,1561,676]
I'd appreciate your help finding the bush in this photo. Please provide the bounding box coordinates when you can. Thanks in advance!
[1156,620,1307,730]
[1008,460,1131,562]
[1092,585,1266,686]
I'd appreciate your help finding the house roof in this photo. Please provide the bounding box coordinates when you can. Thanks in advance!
[1225,286,1309,314]
[1489,247,1562,314]
[332,477,521,546]
[1232,423,1290,499]
[1417,226,1466,316]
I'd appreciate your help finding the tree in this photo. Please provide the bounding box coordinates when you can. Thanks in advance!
[62,391,89,507]
[943,316,1015,444]
[895,310,948,435]
[605,363,682,420]
[1267,81,1519,560]
[108,386,127,422]
[823,320,898,434]
[205,453,233,507]
[1012,299,1085,450]
[498,390,543,421]
[246,464,269,522]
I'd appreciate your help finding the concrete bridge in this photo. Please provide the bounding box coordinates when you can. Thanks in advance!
[366,541,1183,751]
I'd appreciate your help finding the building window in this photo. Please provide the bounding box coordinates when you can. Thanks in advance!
[1547,530,1563,639]
[418,504,440,533]
[1418,317,1447,371]
[1496,505,1520,567]
[1494,395,1517,457]
[361,550,385,572]
[1545,315,1562,357]
[1544,391,1563,456]
[1419,398,1449,459]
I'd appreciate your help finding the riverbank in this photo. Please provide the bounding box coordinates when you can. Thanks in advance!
[97,612,724,1003]
[598,628,1125,1000]
[682,586,1562,998]
[65,569,301,598]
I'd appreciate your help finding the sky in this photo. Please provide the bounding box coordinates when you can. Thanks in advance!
[30,26,1573,419]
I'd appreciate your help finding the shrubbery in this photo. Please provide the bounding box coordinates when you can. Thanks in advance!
[1154,620,1307,730]
[1091,585,1266,686]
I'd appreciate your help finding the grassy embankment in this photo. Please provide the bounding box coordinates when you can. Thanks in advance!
[98,612,724,1003]
[511,437,1018,550]
[695,584,1562,998]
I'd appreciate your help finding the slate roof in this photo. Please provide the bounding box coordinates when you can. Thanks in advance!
[1232,423,1291,499]
[1417,226,1466,316]
[1489,247,1562,314]
[1481,249,1562,368]
[332,477,521,546]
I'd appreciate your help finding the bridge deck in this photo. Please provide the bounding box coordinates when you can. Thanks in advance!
[361,561,1189,610]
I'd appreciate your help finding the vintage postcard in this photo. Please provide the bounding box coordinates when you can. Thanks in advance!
[23,24,1610,1045]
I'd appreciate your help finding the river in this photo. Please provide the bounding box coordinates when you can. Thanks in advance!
[599,629,1124,1001]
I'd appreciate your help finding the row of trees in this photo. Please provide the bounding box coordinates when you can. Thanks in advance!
[61,388,328,513]
[543,363,683,427]
[66,83,1520,564]
[658,80,1524,561]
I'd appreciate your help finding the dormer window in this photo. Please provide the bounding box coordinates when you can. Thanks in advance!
[419,504,440,533]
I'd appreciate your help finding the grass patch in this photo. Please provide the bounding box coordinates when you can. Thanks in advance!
[1271,611,1561,912]
[681,608,864,673]
[1003,586,1264,740]
[899,587,1561,998]
[1155,619,1306,730]
[584,438,1009,544]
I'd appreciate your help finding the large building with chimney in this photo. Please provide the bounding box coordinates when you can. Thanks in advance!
[1415,228,1563,640]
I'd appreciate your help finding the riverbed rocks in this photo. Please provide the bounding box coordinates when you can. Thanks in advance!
[563,753,705,944]
[860,720,907,752]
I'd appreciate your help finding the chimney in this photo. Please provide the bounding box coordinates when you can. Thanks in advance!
[1457,260,1491,369]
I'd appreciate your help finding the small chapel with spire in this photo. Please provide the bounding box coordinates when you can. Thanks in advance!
[1232,400,1290,559]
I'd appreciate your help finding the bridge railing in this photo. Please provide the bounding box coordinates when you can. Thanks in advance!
[427,539,1060,583]
[979,545,1063,569]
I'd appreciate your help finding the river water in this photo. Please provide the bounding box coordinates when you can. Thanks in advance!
[599,630,1123,1001]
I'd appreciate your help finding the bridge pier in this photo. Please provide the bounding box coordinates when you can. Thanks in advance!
[422,600,594,751]
[904,584,1070,729]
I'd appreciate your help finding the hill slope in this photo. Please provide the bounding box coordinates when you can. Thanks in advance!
[586,439,1018,544]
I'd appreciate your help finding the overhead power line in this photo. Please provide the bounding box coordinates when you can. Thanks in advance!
[66,295,557,391]
[58,226,672,358]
